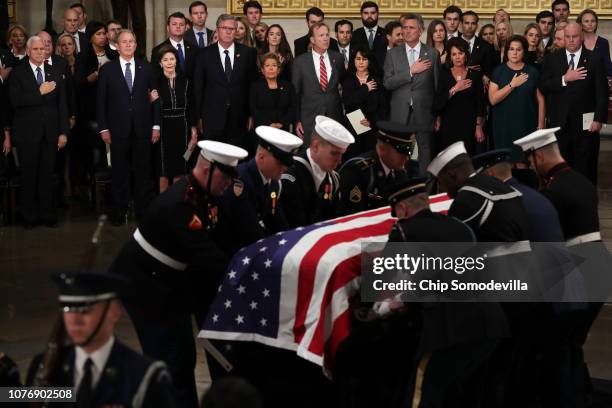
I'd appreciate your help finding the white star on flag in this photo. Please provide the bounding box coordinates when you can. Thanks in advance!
[260,318,267,326]
[259,247,267,252]
[251,272,259,280]
[212,314,219,322]
[224,299,232,309]
[236,315,245,324]
[262,288,270,297]
[264,259,272,268]
[279,239,287,245]
[242,256,251,265]
[217,285,222,293]
[249,301,258,310]
[228,270,237,279]
[237,285,246,294]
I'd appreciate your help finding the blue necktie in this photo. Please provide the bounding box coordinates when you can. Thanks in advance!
[124,62,133,93]
[197,32,205,48]
[569,53,575,70]
[177,43,186,70]
[224,50,232,80]
[36,67,43,85]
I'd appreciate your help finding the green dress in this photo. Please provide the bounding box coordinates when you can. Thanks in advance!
[491,63,539,161]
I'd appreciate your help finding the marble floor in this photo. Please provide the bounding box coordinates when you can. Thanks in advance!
[2,140,612,400]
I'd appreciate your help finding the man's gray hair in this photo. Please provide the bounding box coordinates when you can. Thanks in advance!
[216,14,236,27]
[26,36,43,50]
[116,28,137,42]
[401,13,425,31]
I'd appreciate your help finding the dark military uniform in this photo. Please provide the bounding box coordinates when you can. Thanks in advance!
[339,151,419,215]
[449,172,530,242]
[109,173,228,408]
[26,340,176,408]
[280,150,341,228]
[215,158,289,254]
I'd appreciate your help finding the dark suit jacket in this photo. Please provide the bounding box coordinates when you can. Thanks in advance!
[465,36,495,78]
[96,57,160,139]
[8,61,69,143]
[50,55,77,118]
[26,340,177,407]
[184,27,215,48]
[151,38,199,79]
[249,77,296,130]
[74,44,117,121]
[193,43,257,131]
[539,48,608,130]
[294,34,339,57]
[292,50,346,139]
[351,26,387,69]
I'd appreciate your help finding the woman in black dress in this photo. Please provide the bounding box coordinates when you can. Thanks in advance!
[341,45,388,159]
[249,52,296,133]
[524,23,544,72]
[258,24,293,82]
[434,38,485,155]
[154,46,197,193]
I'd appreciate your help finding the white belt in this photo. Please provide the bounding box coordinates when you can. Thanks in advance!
[566,231,601,247]
[133,228,188,271]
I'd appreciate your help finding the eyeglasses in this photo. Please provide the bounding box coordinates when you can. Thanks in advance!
[218,26,236,31]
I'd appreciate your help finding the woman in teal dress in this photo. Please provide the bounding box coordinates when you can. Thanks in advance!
[489,35,545,160]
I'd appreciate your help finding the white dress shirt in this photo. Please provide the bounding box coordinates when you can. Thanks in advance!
[109,43,117,51]
[307,148,328,191]
[542,37,550,47]
[404,42,421,67]
[447,31,459,39]
[119,56,136,88]
[29,60,45,80]
[218,43,235,69]
[169,38,186,53]
[365,26,378,40]
[338,45,350,63]
[312,49,332,83]
[561,47,583,87]
[74,336,115,390]
[462,35,476,53]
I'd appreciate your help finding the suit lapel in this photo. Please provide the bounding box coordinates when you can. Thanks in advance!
[93,342,122,405]
[133,58,144,92]
[577,49,589,70]
[328,52,339,86]
[306,50,319,89]
[560,50,569,73]
[231,44,242,82]
[115,60,131,94]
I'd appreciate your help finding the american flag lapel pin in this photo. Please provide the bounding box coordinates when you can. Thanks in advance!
[236,53,241,58]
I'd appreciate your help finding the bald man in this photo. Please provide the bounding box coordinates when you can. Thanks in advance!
[540,21,608,185]
[62,8,88,53]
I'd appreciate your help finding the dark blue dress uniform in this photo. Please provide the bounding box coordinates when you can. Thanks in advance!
[472,149,565,242]
[280,150,342,228]
[216,158,289,255]
[109,173,228,408]
[27,340,176,408]
[25,272,176,408]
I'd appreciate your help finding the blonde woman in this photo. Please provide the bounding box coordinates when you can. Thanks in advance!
[55,33,78,75]
[235,16,256,47]
[494,21,513,64]
[7,25,27,59]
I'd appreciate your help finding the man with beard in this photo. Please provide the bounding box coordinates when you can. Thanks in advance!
[351,1,387,71]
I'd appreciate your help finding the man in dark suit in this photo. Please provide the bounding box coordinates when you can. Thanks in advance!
[62,8,88,54]
[350,1,387,71]
[294,7,339,57]
[193,14,257,150]
[384,13,439,174]
[443,5,462,39]
[26,272,176,406]
[185,1,214,48]
[335,20,354,69]
[243,1,263,43]
[8,36,69,228]
[537,10,555,50]
[151,12,198,79]
[106,19,123,59]
[460,10,494,78]
[292,22,346,143]
[97,29,160,225]
[539,22,608,185]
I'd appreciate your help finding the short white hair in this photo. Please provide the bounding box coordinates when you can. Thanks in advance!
[26,36,43,50]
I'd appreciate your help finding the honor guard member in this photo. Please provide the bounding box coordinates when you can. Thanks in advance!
[380,176,508,408]
[339,120,419,215]
[108,141,247,408]
[472,149,564,242]
[281,115,355,228]
[427,141,530,242]
[515,128,602,408]
[215,126,303,254]
[26,272,177,408]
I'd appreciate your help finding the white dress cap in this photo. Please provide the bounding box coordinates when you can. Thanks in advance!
[427,141,468,177]
[314,115,355,149]
[198,140,248,167]
[513,127,561,152]
[255,126,303,152]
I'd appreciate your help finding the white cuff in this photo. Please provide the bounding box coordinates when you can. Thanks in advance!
[152,126,160,130]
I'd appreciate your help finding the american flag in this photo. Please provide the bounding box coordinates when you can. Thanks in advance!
[199,194,452,374]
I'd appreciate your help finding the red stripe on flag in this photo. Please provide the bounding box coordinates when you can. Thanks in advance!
[293,219,395,343]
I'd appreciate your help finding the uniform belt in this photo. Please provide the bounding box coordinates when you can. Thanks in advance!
[133,229,188,271]
[566,231,601,247]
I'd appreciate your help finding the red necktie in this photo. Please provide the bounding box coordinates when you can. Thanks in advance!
[319,54,328,91]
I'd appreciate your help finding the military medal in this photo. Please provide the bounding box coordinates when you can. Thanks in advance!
[270,191,277,215]
[324,183,332,200]
[188,214,203,230]
[207,203,218,228]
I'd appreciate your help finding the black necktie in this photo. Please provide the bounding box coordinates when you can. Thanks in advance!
[76,358,93,408]
[224,50,232,80]
[569,53,575,70]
